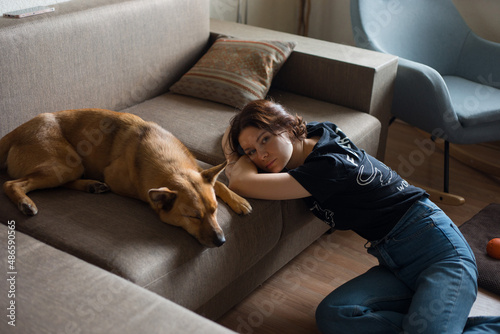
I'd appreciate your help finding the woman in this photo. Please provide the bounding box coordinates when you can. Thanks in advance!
[222,99,499,334]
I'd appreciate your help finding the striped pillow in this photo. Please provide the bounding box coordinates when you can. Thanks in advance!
[170,36,297,109]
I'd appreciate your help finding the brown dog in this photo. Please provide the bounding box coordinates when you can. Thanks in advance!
[0,109,252,247]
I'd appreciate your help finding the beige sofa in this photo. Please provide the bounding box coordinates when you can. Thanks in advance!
[0,0,397,332]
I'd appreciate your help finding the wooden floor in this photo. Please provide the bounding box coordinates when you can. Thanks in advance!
[217,120,500,333]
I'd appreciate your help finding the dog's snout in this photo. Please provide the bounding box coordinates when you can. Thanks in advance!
[213,234,226,247]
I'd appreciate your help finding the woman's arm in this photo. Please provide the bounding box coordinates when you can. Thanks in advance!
[221,126,311,200]
[229,155,311,200]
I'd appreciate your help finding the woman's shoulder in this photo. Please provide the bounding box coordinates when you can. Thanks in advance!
[307,122,359,151]
[306,121,347,138]
[306,121,335,132]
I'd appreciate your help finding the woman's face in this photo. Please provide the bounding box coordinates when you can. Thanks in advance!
[238,126,294,173]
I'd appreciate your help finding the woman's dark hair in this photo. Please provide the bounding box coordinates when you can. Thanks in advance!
[228,99,307,155]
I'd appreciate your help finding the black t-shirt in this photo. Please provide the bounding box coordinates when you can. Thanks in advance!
[288,122,426,241]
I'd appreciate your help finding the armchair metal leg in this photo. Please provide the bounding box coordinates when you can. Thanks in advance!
[432,140,465,205]
[444,140,450,194]
[389,124,467,205]
[415,130,465,206]
[412,127,500,203]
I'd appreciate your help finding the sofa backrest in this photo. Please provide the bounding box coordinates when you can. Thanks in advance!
[0,0,209,137]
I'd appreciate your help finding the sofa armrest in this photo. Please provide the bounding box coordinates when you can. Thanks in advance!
[210,19,398,160]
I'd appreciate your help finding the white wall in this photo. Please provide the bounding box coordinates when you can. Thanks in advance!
[210,0,500,45]
[306,0,353,46]
[210,0,240,23]
[210,0,300,34]
[4,1,498,44]
[454,0,500,43]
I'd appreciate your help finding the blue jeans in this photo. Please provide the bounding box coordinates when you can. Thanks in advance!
[316,197,500,333]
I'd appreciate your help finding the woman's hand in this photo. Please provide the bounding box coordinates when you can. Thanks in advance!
[222,125,242,180]
[227,155,257,182]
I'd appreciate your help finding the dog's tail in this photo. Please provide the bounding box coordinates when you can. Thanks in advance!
[0,132,12,170]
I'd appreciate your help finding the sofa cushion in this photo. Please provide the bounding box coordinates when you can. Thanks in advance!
[0,166,282,311]
[169,36,296,108]
[0,225,236,334]
[122,89,381,167]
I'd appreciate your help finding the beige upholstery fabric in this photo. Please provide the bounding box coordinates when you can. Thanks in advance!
[123,90,381,166]
[0,170,282,311]
[0,225,236,334]
[0,0,209,138]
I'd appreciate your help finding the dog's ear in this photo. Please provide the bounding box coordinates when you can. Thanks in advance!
[148,188,177,212]
[201,162,226,186]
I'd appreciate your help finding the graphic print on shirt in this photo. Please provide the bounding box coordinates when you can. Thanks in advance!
[357,157,394,187]
[310,201,335,227]
[335,127,360,167]
[336,127,396,190]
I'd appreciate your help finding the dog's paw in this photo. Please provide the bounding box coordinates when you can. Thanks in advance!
[88,182,110,194]
[18,201,38,216]
[230,196,252,215]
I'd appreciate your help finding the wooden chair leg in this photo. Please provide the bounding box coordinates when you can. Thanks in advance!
[415,183,466,206]
[447,143,500,178]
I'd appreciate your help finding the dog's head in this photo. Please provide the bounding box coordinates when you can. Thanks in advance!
[148,162,227,247]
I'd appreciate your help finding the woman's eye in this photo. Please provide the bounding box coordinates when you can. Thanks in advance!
[262,136,269,144]
[248,149,256,156]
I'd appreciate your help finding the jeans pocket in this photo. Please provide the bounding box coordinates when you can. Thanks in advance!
[381,219,446,272]
[390,220,435,243]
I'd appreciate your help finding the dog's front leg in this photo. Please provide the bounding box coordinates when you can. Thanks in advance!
[214,181,252,215]
[64,179,110,194]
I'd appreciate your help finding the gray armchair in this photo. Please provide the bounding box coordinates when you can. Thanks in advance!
[350,0,500,204]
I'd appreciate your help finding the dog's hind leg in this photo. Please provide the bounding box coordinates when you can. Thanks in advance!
[4,143,85,216]
[63,179,110,194]
[3,163,84,216]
